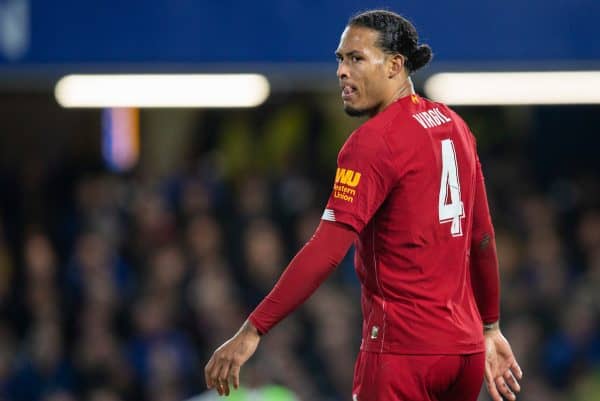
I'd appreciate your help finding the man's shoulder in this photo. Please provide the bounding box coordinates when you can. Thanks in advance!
[418,97,476,140]
[347,107,409,146]
[423,98,469,128]
[343,120,389,151]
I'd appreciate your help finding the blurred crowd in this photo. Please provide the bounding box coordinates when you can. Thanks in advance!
[0,102,598,401]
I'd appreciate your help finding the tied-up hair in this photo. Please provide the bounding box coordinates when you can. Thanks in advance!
[349,9,433,73]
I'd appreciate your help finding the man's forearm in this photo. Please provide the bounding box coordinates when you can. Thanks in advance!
[470,231,500,324]
[248,221,356,335]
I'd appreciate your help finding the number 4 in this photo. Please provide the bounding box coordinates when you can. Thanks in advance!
[439,139,464,236]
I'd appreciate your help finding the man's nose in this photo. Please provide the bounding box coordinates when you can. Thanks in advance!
[337,61,349,80]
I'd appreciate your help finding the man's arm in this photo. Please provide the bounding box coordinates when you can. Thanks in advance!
[470,154,523,401]
[249,220,356,334]
[204,220,356,396]
[470,155,500,324]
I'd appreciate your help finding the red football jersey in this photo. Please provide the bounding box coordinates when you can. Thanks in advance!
[323,94,485,354]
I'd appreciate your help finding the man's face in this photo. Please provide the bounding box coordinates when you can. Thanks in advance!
[335,25,390,117]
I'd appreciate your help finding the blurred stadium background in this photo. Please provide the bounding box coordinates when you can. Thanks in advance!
[0,1,599,400]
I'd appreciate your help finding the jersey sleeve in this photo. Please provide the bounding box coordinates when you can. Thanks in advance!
[469,150,500,324]
[248,220,356,334]
[322,131,397,233]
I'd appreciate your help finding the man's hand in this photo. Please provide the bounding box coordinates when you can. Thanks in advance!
[484,325,523,401]
[204,320,261,396]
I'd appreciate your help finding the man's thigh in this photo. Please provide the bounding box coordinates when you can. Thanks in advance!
[352,351,484,401]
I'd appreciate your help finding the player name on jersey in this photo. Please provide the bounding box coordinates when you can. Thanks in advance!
[412,107,452,129]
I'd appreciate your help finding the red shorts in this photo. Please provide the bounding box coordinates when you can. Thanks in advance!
[352,351,485,401]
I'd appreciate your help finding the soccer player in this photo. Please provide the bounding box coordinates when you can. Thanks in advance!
[205,9,522,401]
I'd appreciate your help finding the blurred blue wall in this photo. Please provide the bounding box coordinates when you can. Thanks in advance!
[0,0,599,68]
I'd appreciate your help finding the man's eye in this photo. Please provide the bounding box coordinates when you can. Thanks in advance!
[352,56,361,62]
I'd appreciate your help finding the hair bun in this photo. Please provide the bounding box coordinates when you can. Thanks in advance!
[409,44,433,72]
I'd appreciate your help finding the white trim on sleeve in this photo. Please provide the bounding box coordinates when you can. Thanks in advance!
[321,208,336,222]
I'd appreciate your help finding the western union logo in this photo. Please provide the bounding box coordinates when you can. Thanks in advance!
[335,168,361,187]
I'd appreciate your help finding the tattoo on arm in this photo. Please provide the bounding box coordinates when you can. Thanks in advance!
[479,233,490,250]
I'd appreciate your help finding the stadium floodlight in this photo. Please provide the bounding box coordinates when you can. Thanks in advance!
[424,71,600,105]
[55,74,270,108]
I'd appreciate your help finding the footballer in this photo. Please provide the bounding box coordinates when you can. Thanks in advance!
[205,9,522,401]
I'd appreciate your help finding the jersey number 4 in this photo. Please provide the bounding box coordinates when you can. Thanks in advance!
[439,139,464,236]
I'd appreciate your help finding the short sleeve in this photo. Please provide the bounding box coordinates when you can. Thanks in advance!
[322,131,397,233]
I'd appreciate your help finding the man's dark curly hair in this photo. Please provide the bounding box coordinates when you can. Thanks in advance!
[349,10,433,73]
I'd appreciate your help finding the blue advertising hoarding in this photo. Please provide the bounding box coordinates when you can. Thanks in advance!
[0,0,599,71]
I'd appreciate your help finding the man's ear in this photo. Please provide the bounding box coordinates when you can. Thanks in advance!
[388,54,405,78]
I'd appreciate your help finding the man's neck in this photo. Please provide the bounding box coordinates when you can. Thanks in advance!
[372,77,415,117]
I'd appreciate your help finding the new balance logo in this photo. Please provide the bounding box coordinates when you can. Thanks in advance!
[321,208,336,222]
[335,168,361,187]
